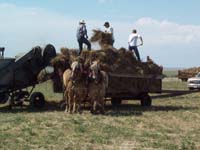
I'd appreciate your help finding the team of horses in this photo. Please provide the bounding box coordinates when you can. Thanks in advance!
[62,57,108,114]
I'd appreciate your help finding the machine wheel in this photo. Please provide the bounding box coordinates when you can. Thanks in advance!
[189,87,195,91]
[140,93,152,107]
[111,98,122,106]
[0,93,10,104]
[181,78,188,82]
[30,92,45,108]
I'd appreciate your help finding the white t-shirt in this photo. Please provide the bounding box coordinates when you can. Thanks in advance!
[128,33,142,47]
[104,27,114,40]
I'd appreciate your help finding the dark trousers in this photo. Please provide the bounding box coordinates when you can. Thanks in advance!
[111,40,115,47]
[78,37,91,55]
[129,46,141,61]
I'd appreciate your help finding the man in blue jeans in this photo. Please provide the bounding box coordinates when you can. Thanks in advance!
[76,20,91,55]
[128,29,143,61]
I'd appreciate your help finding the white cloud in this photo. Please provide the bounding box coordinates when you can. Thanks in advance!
[0,3,200,67]
[0,3,79,56]
[134,17,200,46]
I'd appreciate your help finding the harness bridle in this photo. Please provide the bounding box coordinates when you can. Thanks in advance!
[89,67,103,84]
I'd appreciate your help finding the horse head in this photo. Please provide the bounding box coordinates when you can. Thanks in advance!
[89,60,102,84]
[70,58,84,81]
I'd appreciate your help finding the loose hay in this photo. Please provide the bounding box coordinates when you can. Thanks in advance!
[90,30,113,48]
[51,42,162,92]
[178,67,200,80]
[52,47,162,75]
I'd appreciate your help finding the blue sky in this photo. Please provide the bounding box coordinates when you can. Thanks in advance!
[0,0,200,67]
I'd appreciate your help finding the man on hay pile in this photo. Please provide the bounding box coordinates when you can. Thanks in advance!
[76,20,91,55]
[103,21,115,47]
[128,29,143,62]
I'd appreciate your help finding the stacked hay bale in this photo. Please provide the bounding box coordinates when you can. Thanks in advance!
[80,47,162,76]
[90,30,162,75]
[51,47,72,92]
[178,67,200,81]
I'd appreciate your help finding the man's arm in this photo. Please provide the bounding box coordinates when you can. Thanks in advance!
[139,36,143,46]
[110,27,114,34]
[83,25,88,38]
[128,34,132,44]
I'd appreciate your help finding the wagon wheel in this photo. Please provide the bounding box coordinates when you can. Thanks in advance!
[30,92,45,108]
[140,93,152,107]
[111,98,122,106]
[189,87,195,91]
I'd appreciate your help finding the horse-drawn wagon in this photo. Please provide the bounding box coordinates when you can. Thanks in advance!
[51,48,163,108]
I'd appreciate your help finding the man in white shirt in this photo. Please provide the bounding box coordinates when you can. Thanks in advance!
[104,22,114,46]
[128,29,143,61]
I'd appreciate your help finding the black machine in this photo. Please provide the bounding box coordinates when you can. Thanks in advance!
[0,44,56,108]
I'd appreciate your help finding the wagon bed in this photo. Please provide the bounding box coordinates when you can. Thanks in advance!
[106,72,163,106]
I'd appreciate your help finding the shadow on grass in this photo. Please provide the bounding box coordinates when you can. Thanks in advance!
[104,104,198,116]
[0,101,63,113]
[0,101,198,116]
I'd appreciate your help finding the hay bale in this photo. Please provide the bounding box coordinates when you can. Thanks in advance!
[69,49,78,62]
[60,47,70,59]
[178,67,200,80]
[90,30,113,48]
[180,67,200,74]
[51,54,69,70]
[37,69,48,83]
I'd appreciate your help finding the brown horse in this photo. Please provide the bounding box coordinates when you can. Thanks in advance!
[88,60,108,114]
[63,60,87,113]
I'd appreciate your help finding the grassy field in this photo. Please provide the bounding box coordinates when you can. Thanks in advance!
[163,69,178,78]
[0,74,200,149]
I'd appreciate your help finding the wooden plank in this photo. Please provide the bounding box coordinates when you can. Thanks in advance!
[151,89,200,99]
[162,89,200,94]
[108,73,163,79]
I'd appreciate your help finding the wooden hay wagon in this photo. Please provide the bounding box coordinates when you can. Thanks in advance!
[106,72,162,106]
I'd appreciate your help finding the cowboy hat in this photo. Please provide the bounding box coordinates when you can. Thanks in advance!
[79,20,86,24]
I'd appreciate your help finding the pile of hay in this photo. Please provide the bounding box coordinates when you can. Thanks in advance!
[89,29,162,74]
[51,47,75,92]
[51,47,78,70]
[80,48,162,75]
[90,30,113,48]
[179,67,200,74]
[51,48,162,76]
[178,67,200,80]
[50,45,162,92]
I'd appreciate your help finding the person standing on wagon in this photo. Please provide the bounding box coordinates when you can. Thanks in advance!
[104,22,115,47]
[76,20,91,55]
[128,29,143,62]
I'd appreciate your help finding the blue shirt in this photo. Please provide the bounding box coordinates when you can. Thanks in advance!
[76,24,87,39]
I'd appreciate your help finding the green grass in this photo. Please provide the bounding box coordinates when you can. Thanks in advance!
[163,70,178,78]
[0,79,200,150]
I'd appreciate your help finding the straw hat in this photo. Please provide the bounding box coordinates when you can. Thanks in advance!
[79,20,86,24]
